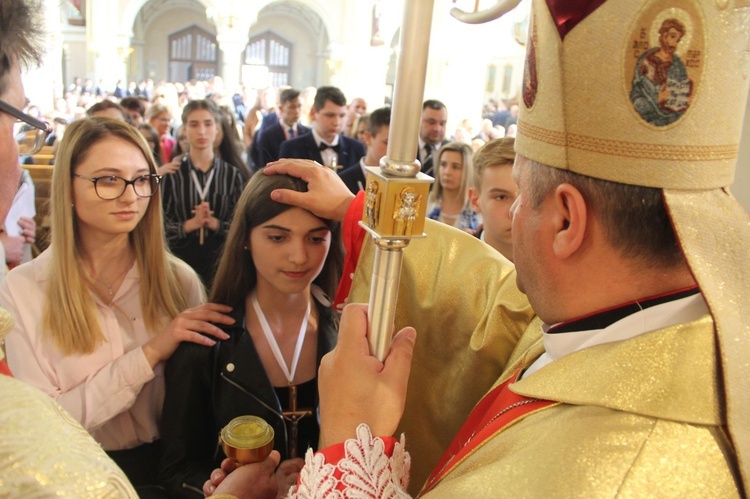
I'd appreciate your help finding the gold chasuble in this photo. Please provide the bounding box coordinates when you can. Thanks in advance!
[0,308,137,497]
[417,315,740,497]
[349,219,534,493]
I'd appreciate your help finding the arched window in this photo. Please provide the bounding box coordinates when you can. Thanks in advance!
[242,31,292,88]
[168,25,218,82]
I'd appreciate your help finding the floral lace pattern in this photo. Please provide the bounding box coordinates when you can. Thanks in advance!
[290,424,411,498]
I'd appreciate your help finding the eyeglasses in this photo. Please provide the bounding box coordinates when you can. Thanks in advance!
[0,99,52,156]
[73,173,162,200]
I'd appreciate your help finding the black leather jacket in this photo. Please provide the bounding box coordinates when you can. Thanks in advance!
[159,300,337,498]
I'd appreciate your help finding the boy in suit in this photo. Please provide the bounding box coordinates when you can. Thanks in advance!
[256,88,310,168]
[279,86,365,171]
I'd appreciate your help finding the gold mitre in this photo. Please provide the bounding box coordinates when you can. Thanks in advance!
[516,0,748,188]
[515,0,750,491]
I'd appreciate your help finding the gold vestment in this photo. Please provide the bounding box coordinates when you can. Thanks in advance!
[423,314,740,497]
[350,219,535,493]
[0,308,137,497]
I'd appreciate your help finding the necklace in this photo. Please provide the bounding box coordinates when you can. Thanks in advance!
[90,258,134,298]
[251,293,311,385]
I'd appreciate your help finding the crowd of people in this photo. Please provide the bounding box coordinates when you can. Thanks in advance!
[1,0,748,497]
[3,48,522,497]
[7,65,522,278]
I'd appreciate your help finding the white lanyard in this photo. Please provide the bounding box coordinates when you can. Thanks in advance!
[189,166,216,202]
[252,293,311,385]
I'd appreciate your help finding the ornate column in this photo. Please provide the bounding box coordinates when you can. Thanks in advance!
[86,2,129,91]
[210,4,257,91]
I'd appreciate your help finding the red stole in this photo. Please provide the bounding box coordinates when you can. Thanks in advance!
[421,370,556,494]
[0,359,12,377]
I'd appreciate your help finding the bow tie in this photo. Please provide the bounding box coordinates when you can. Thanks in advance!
[319,142,340,152]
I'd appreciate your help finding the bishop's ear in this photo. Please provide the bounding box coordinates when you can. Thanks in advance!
[550,183,587,259]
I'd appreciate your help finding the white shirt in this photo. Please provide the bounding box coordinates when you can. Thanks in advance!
[312,129,340,168]
[0,249,205,450]
[283,121,300,140]
[522,292,708,379]
[354,158,370,191]
[417,137,433,165]
[0,243,5,285]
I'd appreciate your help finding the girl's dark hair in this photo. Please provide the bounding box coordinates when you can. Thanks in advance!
[210,172,343,308]
[216,109,251,181]
[136,123,163,166]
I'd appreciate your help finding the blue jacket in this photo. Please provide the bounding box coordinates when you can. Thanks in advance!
[255,122,311,168]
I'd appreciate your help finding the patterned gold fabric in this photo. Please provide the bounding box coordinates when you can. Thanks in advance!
[514,0,750,490]
[665,187,750,490]
[0,307,11,363]
[422,315,740,497]
[0,307,137,497]
[515,0,750,189]
[349,219,534,493]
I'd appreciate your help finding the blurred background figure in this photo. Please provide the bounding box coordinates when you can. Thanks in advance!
[419,99,448,175]
[145,103,175,164]
[215,108,251,181]
[351,112,368,143]
[427,141,480,233]
[161,100,245,289]
[121,96,148,126]
[1,170,36,274]
[339,107,389,194]
[86,100,127,121]
[172,125,189,160]
[255,88,309,169]
[136,123,163,168]
[348,97,367,116]
[343,109,359,138]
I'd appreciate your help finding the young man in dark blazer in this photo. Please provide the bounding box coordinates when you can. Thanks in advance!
[339,106,391,193]
[279,86,365,171]
[255,88,310,168]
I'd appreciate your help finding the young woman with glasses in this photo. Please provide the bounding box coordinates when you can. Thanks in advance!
[0,117,234,493]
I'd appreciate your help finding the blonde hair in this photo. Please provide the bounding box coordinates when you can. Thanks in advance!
[472,137,516,191]
[44,117,202,355]
[145,102,172,122]
[428,141,474,207]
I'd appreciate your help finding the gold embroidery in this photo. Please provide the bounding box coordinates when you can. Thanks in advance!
[518,120,737,161]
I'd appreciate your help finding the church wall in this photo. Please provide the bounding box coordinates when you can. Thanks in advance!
[63,38,88,88]
[248,13,319,89]
[332,1,393,109]
[425,0,526,138]
[141,10,216,82]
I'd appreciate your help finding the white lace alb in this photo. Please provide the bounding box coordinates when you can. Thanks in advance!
[289,424,411,498]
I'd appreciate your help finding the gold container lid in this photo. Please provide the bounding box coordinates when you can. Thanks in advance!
[220,416,274,450]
